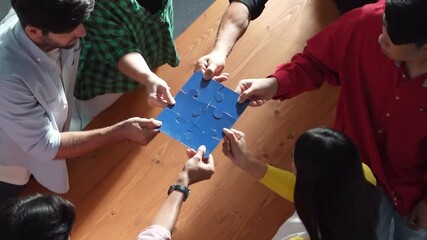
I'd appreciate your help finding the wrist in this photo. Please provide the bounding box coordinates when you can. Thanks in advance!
[175,172,190,187]
[167,184,190,201]
[112,121,131,141]
[137,71,158,85]
[211,47,230,59]
[241,157,267,180]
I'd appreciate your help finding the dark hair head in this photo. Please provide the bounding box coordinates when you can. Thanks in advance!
[385,0,427,46]
[0,193,76,240]
[332,0,377,15]
[293,127,379,240]
[11,0,94,33]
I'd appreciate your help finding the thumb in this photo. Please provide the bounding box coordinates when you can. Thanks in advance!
[407,210,419,230]
[193,145,206,161]
[237,88,254,103]
[223,128,234,140]
[140,118,162,128]
[204,62,218,80]
[164,87,175,105]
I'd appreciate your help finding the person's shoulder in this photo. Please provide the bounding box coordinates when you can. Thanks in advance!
[229,0,267,20]
[315,1,383,42]
[338,1,384,27]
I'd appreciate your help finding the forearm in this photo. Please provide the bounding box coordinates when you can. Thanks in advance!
[151,176,189,232]
[239,157,268,180]
[212,2,251,56]
[259,165,296,202]
[55,124,124,159]
[117,52,155,85]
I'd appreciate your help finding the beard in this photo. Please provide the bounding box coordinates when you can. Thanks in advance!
[39,35,78,51]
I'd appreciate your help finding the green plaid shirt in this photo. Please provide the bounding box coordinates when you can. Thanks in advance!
[75,0,179,100]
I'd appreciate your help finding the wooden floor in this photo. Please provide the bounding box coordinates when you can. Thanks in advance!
[21,0,341,239]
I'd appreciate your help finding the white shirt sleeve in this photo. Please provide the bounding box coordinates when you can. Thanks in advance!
[137,225,172,240]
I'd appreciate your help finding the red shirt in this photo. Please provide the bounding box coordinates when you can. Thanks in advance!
[271,1,427,215]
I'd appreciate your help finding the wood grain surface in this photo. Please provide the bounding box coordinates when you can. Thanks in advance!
[21,0,341,239]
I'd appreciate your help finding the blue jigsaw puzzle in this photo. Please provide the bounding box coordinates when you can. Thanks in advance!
[156,71,249,156]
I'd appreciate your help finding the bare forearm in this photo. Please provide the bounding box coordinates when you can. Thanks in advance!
[55,125,124,159]
[213,2,251,56]
[151,177,189,232]
[240,157,268,180]
[117,52,155,85]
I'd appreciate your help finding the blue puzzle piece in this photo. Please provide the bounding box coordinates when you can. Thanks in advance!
[181,71,249,119]
[179,122,221,156]
[157,90,206,141]
[194,105,235,142]
[157,71,249,156]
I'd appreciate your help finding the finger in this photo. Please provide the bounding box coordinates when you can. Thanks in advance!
[196,59,207,73]
[139,118,162,128]
[163,87,176,105]
[212,72,229,82]
[234,81,245,94]
[222,128,235,140]
[142,129,160,144]
[230,128,245,139]
[408,221,421,231]
[148,94,168,108]
[249,100,264,107]
[222,146,230,158]
[186,148,196,158]
[204,63,216,80]
[192,145,206,161]
[204,154,215,170]
[237,89,254,104]
[223,128,239,146]
[222,138,231,153]
[407,211,419,230]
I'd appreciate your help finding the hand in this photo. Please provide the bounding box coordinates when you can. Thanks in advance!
[235,77,279,107]
[222,128,267,180]
[222,128,251,169]
[196,51,228,81]
[145,74,175,108]
[118,117,161,146]
[177,145,215,186]
[408,199,427,230]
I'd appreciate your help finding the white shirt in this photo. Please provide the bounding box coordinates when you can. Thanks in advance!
[0,9,79,193]
[272,211,310,240]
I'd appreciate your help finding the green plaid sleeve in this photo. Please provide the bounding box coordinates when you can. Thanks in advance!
[76,0,179,100]
[84,1,142,66]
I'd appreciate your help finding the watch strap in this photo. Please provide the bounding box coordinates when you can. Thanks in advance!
[167,185,190,201]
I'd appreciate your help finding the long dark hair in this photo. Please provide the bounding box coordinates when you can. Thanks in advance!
[0,193,76,240]
[293,127,379,240]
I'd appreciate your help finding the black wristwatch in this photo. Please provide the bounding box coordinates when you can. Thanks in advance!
[167,185,190,201]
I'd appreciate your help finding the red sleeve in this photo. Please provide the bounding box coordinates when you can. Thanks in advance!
[271,51,339,100]
[270,4,375,100]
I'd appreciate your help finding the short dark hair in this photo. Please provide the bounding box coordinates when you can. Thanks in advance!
[293,127,379,240]
[332,0,377,15]
[0,193,76,240]
[11,0,94,33]
[385,0,427,46]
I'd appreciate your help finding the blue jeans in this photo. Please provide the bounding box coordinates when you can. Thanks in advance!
[377,187,427,240]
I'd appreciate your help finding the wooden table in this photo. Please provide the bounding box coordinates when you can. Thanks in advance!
[22,0,340,239]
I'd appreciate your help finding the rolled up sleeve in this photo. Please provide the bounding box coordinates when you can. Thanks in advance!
[0,77,60,162]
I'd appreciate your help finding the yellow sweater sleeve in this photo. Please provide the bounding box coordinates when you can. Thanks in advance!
[258,163,376,203]
[259,165,296,202]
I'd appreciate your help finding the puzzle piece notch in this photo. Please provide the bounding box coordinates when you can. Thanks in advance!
[181,71,249,120]
[157,90,206,143]
[157,72,250,157]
